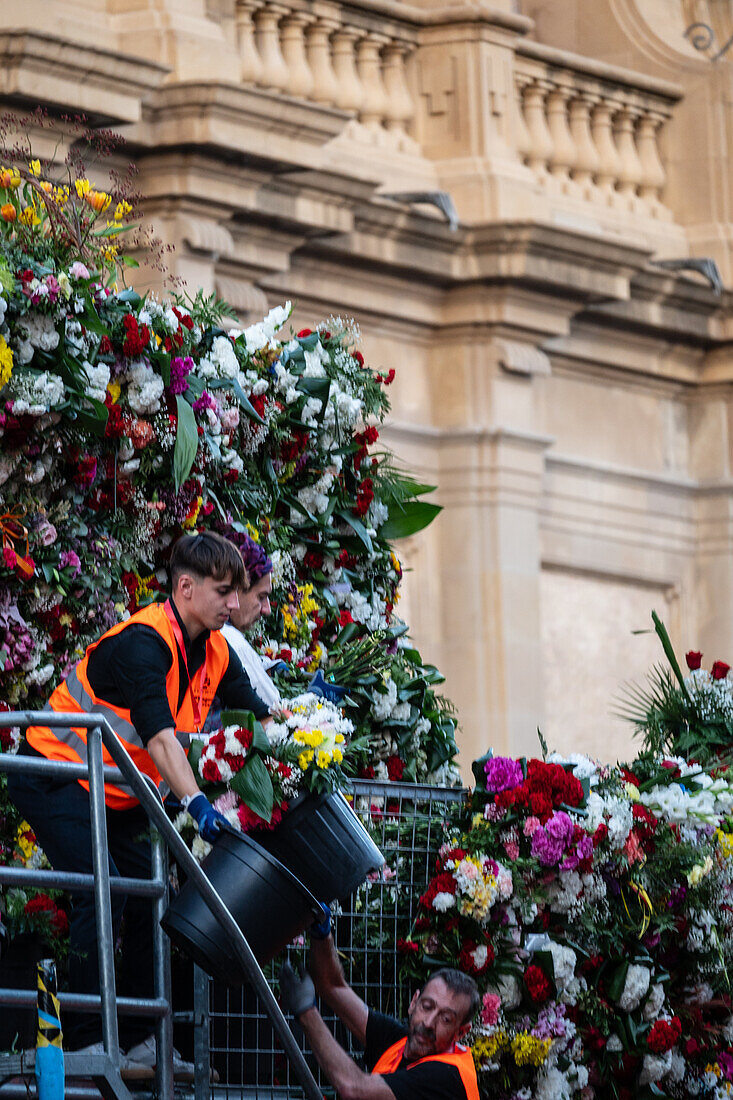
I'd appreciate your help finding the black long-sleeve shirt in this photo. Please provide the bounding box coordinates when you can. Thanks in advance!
[84,600,270,743]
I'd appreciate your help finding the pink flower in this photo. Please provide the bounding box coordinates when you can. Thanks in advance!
[35,519,57,546]
[523,816,541,837]
[504,840,520,861]
[484,756,524,793]
[2,547,16,569]
[480,993,501,1028]
[69,262,90,280]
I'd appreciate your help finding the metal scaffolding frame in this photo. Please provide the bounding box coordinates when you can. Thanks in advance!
[0,711,322,1100]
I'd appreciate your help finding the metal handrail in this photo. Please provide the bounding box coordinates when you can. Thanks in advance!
[0,711,323,1100]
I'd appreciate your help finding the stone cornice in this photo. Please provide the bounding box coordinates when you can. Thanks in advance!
[0,30,169,123]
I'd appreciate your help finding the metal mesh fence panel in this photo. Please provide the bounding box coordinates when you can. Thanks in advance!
[194,780,466,1099]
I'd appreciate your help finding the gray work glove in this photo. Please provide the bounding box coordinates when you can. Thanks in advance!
[279,961,316,1017]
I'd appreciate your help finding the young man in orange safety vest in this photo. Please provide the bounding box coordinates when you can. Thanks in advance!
[279,911,480,1100]
[9,531,272,1071]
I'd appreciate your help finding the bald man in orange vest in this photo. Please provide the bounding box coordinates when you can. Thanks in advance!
[9,531,272,1071]
[280,913,479,1100]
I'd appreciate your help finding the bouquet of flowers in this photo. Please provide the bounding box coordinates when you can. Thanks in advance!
[180,695,367,860]
[619,610,733,765]
[400,747,733,1100]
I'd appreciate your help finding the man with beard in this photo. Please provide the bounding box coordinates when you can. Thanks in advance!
[279,913,480,1100]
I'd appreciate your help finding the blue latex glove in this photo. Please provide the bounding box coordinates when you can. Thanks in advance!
[310,902,332,941]
[187,793,228,844]
[308,670,347,703]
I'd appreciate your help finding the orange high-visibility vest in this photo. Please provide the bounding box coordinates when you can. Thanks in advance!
[26,602,230,809]
[371,1036,479,1100]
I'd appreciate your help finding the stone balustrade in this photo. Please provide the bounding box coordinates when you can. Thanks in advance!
[233,0,418,150]
[514,41,681,221]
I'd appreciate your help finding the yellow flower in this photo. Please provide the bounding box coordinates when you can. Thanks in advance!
[75,178,91,198]
[103,244,118,261]
[19,204,40,227]
[0,335,13,391]
[332,748,343,765]
[182,497,202,530]
[625,782,640,802]
[114,200,132,222]
[245,522,260,542]
[16,822,36,861]
[85,188,112,214]
[511,1033,551,1067]
[0,167,20,189]
[334,733,345,744]
[297,749,314,771]
[317,750,331,769]
[28,159,41,177]
[53,185,69,206]
[716,829,733,859]
[57,272,72,299]
[688,856,714,887]
[107,381,121,402]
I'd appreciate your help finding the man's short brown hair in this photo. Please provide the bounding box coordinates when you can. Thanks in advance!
[170,531,246,588]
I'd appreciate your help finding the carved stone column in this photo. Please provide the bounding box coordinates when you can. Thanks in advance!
[568,93,600,197]
[306,17,340,106]
[356,33,390,131]
[382,40,415,136]
[331,28,365,114]
[254,3,289,94]
[280,10,314,99]
[235,0,264,85]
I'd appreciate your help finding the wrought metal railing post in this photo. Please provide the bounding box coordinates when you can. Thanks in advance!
[86,722,121,1068]
[192,966,210,1100]
[151,824,174,1100]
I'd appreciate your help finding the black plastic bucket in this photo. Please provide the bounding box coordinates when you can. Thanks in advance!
[161,827,323,983]
[253,791,384,902]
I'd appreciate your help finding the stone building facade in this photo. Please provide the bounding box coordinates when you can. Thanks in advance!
[5,0,733,773]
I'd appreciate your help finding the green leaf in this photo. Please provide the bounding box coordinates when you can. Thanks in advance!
[335,510,372,553]
[380,501,442,540]
[120,255,140,269]
[606,961,629,1003]
[652,610,692,702]
[188,739,204,778]
[336,621,360,646]
[116,288,142,306]
[173,395,199,491]
[220,709,256,731]
[229,755,274,822]
[208,378,264,424]
[251,721,271,755]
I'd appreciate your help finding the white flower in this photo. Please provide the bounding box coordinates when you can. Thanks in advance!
[606,1034,623,1053]
[209,334,240,379]
[618,964,651,1012]
[548,942,577,990]
[127,360,164,415]
[82,360,110,403]
[640,1051,672,1085]
[643,983,665,1020]
[432,891,455,912]
[371,677,398,721]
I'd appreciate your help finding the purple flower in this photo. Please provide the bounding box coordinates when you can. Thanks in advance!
[545,811,574,846]
[484,756,524,793]
[193,390,215,414]
[168,355,194,395]
[532,812,575,866]
[59,550,81,578]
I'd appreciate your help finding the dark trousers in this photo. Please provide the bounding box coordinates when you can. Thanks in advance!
[7,770,155,1050]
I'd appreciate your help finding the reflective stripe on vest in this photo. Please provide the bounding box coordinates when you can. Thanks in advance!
[371,1037,479,1100]
[26,603,230,810]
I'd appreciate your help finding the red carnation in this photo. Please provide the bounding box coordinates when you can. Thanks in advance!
[99,335,113,355]
[297,329,313,338]
[351,350,364,367]
[386,755,405,781]
[201,759,222,783]
[686,650,703,670]
[396,938,420,955]
[524,964,552,1004]
[712,660,730,680]
[647,1017,682,1054]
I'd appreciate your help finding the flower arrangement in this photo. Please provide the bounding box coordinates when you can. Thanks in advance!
[400,747,733,1100]
[619,611,733,766]
[0,122,460,945]
[179,695,366,860]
